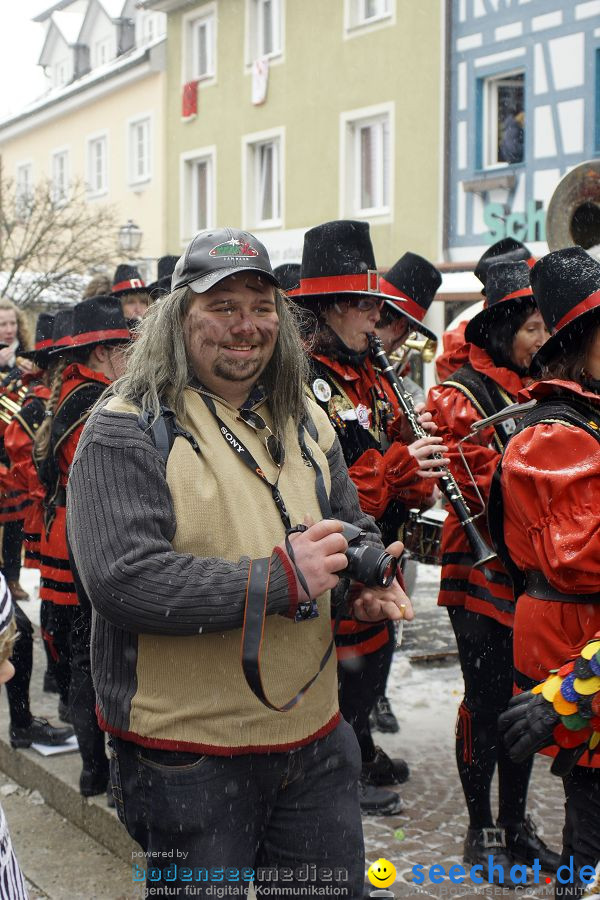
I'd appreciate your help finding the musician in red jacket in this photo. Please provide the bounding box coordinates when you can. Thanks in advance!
[1,312,74,751]
[0,298,35,602]
[290,220,446,816]
[427,261,557,876]
[496,248,600,897]
[5,314,55,691]
[435,238,535,383]
[32,296,130,794]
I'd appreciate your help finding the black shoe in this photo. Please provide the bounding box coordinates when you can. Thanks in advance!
[369,695,400,734]
[106,784,115,808]
[43,672,59,694]
[80,768,110,798]
[358,780,403,816]
[463,827,513,883]
[501,816,561,874]
[58,699,72,724]
[10,717,74,749]
[361,747,410,786]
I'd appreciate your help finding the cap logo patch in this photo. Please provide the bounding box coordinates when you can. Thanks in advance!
[209,239,259,259]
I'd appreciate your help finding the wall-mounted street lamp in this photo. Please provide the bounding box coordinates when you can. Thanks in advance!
[117,219,143,256]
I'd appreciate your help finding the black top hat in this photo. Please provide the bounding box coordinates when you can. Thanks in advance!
[379,252,440,341]
[288,220,390,302]
[465,261,535,347]
[70,296,131,350]
[20,313,55,366]
[111,264,148,298]
[474,238,535,292]
[529,247,600,374]
[172,228,278,294]
[148,255,179,299]
[47,309,74,356]
[273,263,301,293]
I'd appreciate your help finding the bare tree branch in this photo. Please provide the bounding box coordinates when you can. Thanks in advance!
[0,171,118,308]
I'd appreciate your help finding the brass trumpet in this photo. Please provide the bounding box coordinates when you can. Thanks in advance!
[0,394,22,426]
[390,333,438,366]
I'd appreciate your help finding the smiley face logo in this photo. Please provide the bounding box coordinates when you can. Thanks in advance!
[367,858,397,889]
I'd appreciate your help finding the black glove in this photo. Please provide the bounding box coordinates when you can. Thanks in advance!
[498,691,559,763]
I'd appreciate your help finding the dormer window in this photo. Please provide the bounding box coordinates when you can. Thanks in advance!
[93,37,113,68]
[53,59,69,88]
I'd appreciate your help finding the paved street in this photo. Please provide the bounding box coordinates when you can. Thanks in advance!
[0,565,567,900]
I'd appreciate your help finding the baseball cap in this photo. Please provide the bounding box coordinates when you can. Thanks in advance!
[171,227,279,294]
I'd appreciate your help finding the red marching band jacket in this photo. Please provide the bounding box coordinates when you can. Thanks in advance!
[310,353,434,659]
[38,364,111,606]
[500,379,600,768]
[3,383,51,568]
[426,343,527,629]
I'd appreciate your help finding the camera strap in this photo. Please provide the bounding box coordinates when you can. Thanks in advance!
[200,392,345,712]
[242,551,348,712]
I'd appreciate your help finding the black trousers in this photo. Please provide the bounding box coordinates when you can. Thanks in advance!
[337,622,395,763]
[2,520,24,581]
[44,604,77,705]
[68,605,108,778]
[5,601,33,728]
[448,606,533,829]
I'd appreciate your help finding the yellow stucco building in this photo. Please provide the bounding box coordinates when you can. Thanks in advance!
[0,0,169,280]
[147,0,445,269]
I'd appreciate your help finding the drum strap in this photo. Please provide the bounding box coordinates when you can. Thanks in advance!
[488,395,600,600]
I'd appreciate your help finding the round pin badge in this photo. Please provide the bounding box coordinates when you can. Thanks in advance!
[312,378,332,403]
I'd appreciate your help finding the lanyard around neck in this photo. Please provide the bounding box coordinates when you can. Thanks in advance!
[201,392,292,529]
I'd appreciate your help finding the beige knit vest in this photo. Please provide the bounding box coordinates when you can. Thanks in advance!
[107,389,340,753]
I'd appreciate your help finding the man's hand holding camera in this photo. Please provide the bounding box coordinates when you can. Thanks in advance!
[282,518,413,623]
[351,540,413,623]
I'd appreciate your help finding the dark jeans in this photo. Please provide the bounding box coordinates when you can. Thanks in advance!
[111,719,363,898]
[555,766,600,899]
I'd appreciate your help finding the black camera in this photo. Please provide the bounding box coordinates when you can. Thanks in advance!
[340,523,398,588]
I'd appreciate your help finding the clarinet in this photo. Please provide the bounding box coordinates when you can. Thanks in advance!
[369,333,496,568]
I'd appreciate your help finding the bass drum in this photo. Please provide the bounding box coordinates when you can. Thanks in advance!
[403,507,447,566]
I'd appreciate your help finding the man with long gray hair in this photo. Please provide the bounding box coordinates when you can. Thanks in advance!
[67,227,411,898]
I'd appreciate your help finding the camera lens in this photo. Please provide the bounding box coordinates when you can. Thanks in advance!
[345,545,398,588]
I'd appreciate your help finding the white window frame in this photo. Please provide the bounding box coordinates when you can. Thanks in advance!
[127,115,152,187]
[179,147,217,244]
[51,147,69,205]
[340,102,394,221]
[86,131,109,197]
[344,0,395,38]
[245,0,284,67]
[242,127,285,230]
[482,69,525,169]
[182,3,217,86]
[15,161,34,218]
